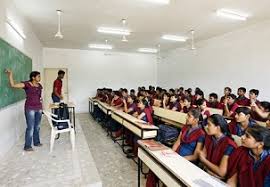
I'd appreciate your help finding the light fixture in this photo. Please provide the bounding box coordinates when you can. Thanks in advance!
[55,10,63,39]
[88,44,113,50]
[121,19,129,42]
[190,30,196,50]
[97,27,130,35]
[138,48,158,53]
[162,34,187,42]
[6,18,26,39]
[144,0,170,5]
[216,9,248,21]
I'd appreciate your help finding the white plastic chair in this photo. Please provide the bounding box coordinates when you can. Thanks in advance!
[43,111,75,153]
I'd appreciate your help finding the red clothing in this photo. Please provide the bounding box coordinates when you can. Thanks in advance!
[53,79,62,95]
[144,107,153,124]
[227,103,239,117]
[207,101,223,109]
[227,146,270,187]
[113,98,123,107]
[236,96,249,106]
[205,135,236,166]
[181,126,205,144]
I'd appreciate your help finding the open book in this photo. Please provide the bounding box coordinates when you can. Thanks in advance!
[139,140,169,151]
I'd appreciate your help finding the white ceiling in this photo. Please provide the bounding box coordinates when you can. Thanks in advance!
[13,0,270,53]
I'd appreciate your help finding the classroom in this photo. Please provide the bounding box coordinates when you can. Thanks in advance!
[1,0,270,186]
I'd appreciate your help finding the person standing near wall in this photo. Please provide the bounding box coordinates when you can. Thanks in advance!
[52,70,65,103]
[5,69,43,151]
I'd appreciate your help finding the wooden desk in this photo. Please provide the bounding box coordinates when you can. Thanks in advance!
[137,140,227,187]
[207,107,223,115]
[152,106,187,128]
[97,100,115,115]
[88,97,98,113]
[49,102,76,130]
[111,110,159,139]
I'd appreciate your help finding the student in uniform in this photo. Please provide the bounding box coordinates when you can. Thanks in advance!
[251,101,270,122]
[266,113,270,129]
[137,98,153,124]
[196,99,210,126]
[130,89,136,97]
[220,87,232,104]
[6,69,43,151]
[51,70,65,103]
[111,91,123,108]
[180,96,192,113]
[172,108,205,161]
[147,109,205,187]
[248,89,260,106]
[229,107,257,136]
[123,95,137,115]
[223,94,239,118]
[169,94,180,111]
[198,114,237,179]
[207,93,221,109]
[236,87,249,106]
[192,89,205,106]
[227,126,270,187]
[162,92,170,109]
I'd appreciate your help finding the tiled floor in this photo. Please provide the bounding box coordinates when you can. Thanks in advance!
[79,113,146,187]
[0,116,102,187]
[0,113,146,187]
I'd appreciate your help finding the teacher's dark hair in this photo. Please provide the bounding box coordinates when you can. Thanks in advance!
[29,71,40,81]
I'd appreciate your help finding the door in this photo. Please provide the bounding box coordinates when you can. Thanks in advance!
[43,68,68,110]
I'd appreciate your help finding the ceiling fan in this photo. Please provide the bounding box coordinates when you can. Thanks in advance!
[55,10,63,39]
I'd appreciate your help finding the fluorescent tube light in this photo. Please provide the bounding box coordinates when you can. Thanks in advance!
[138,48,158,53]
[97,27,130,35]
[162,34,187,42]
[216,9,248,21]
[144,0,170,4]
[6,18,26,39]
[88,44,113,50]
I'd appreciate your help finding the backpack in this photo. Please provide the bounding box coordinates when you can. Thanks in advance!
[156,124,179,145]
[53,103,70,130]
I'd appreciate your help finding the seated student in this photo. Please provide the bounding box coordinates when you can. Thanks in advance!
[198,114,237,179]
[227,126,270,187]
[178,86,185,99]
[220,87,232,104]
[121,88,128,101]
[180,96,192,113]
[169,88,175,95]
[123,95,137,115]
[172,108,205,161]
[130,89,136,97]
[111,91,123,109]
[162,92,170,109]
[196,99,210,125]
[207,93,221,109]
[236,87,249,106]
[192,88,205,106]
[251,101,270,122]
[137,98,153,124]
[223,94,239,118]
[147,109,205,187]
[184,89,192,98]
[248,89,260,106]
[168,94,180,111]
[229,107,257,136]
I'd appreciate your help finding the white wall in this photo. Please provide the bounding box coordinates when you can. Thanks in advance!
[158,19,270,101]
[43,48,157,112]
[0,0,43,159]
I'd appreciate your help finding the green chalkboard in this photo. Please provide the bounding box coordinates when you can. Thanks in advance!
[0,38,32,109]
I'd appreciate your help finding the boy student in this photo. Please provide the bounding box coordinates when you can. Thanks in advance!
[207,93,221,109]
[6,69,43,151]
[236,87,249,106]
[223,94,239,118]
[220,87,232,104]
[229,107,257,136]
[227,126,270,187]
[52,70,65,103]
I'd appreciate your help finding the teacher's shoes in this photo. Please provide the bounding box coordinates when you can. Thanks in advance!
[24,147,34,152]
